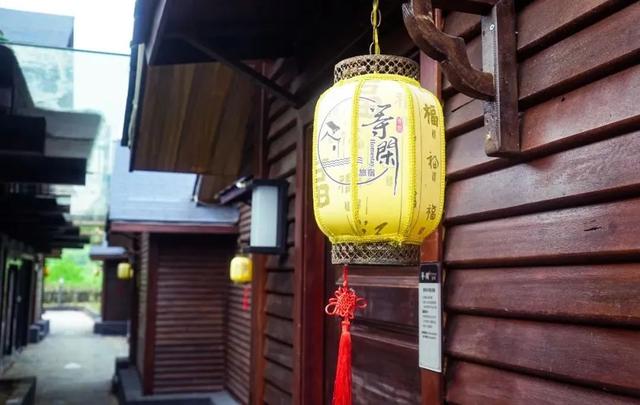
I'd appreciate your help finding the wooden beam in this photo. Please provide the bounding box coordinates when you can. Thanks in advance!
[0,213,67,226]
[145,0,170,65]
[293,123,327,404]
[0,155,86,185]
[1,224,78,235]
[37,242,85,250]
[431,0,497,14]
[0,115,46,153]
[172,34,301,107]
[420,11,445,405]
[0,204,69,215]
[109,221,238,234]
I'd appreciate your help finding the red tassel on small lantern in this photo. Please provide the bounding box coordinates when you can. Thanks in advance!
[242,285,251,311]
[325,265,367,405]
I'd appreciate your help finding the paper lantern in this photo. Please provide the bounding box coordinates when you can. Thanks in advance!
[313,54,445,265]
[230,255,253,311]
[117,262,133,280]
[229,255,252,284]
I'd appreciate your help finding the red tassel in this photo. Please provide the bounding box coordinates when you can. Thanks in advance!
[242,285,251,311]
[332,320,353,405]
[325,265,366,405]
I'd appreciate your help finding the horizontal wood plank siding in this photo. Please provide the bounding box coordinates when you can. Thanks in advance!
[226,203,252,404]
[151,234,234,395]
[261,61,298,405]
[442,2,640,403]
[136,232,149,387]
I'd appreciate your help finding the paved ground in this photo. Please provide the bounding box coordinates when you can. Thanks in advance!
[3,310,128,405]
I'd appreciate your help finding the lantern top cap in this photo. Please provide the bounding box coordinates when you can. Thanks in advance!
[334,54,419,82]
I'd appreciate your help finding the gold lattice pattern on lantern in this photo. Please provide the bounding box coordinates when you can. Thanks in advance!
[331,242,421,266]
[334,54,419,82]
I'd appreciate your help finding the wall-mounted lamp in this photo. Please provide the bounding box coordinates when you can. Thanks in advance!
[247,180,288,254]
[218,178,289,255]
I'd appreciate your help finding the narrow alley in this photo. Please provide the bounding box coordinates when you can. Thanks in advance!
[3,311,126,405]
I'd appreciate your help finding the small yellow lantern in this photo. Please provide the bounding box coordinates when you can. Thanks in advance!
[313,55,445,265]
[230,255,252,284]
[117,262,133,280]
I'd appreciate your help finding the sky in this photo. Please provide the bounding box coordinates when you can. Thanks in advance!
[0,0,135,54]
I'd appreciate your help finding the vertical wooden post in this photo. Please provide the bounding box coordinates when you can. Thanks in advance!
[250,62,269,405]
[143,233,158,395]
[128,235,139,368]
[293,121,327,405]
[420,9,445,405]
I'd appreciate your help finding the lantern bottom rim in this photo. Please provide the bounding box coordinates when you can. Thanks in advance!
[331,242,420,266]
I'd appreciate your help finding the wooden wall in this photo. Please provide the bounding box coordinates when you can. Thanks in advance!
[225,203,252,404]
[247,2,640,404]
[136,232,150,386]
[153,234,234,394]
[102,260,133,322]
[442,1,640,403]
[257,61,299,405]
[136,233,235,395]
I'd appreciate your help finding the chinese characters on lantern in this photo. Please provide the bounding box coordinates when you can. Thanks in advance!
[363,104,400,194]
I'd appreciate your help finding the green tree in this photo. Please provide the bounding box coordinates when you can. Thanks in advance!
[45,246,102,289]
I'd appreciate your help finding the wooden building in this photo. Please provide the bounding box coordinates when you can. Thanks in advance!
[123,1,640,404]
[107,145,244,403]
[89,245,133,336]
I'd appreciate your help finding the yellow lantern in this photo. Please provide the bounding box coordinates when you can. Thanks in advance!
[312,55,445,265]
[230,255,252,284]
[117,262,133,280]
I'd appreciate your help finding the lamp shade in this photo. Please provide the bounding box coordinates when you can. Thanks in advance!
[117,262,133,280]
[248,180,288,254]
[312,55,445,265]
[230,255,252,284]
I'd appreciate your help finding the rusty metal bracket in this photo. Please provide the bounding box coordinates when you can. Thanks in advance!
[403,0,519,157]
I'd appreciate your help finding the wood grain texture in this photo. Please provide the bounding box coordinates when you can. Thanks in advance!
[148,234,234,395]
[350,327,421,404]
[446,361,640,405]
[444,94,484,137]
[445,197,640,267]
[134,62,255,196]
[260,69,298,402]
[516,0,629,57]
[446,130,640,223]
[226,283,252,404]
[447,64,640,180]
[518,2,640,104]
[136,232,150,392]
[443,12,480,40]
[446,264,640,326]
[227,203,252,404]
[440,3,640,404]
[446,315,640,396]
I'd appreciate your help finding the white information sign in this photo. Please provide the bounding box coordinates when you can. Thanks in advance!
[418,264,442,372]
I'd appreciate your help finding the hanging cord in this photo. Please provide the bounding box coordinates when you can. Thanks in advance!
[370,0,382,55]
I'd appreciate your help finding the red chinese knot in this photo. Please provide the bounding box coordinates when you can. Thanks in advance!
[325,265,367,323]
